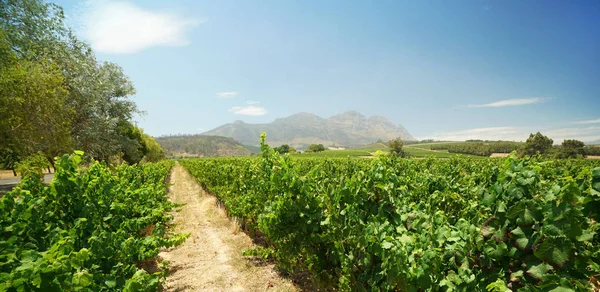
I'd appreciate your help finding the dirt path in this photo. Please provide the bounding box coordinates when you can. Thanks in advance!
[159,164,296,292]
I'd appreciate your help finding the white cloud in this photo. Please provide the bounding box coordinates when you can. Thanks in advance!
[228,105,268,116]
[467,98,544,108]
[571,118,600,125]
[217,91,238,98]
[83,0,200,54]
[246,100,260,105]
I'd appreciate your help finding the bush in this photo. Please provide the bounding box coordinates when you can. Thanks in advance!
[14,152,50,179]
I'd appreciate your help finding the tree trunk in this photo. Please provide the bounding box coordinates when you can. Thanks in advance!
[47,157,55,173]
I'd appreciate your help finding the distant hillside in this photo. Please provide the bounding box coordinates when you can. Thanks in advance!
[587,139,600,145]
[202,111,415,148]
[156,135,254,157]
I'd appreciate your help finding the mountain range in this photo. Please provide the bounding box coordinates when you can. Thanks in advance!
[202,111,415,148]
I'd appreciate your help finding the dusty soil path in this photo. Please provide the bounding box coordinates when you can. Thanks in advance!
[159,163,296,292]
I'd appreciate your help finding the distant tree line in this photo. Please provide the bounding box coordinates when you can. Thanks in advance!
[273,144,297,154]
[430,132,598,159]
[431,141,524,156]
[584,146,600,156]
[0,0,164,174]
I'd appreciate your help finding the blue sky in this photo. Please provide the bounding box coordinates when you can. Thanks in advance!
[57,0,600,142]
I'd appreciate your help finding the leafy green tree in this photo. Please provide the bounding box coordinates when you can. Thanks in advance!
[0,27,72,170]
[274,144,291,154]
[521,132,553,156]
[116,121,147,164]
[62,58,137,162]
[1,0,141,167]
[388,137,406,156]
[142,133,165,162]
[306,144,325,152]
[556,139,585,159]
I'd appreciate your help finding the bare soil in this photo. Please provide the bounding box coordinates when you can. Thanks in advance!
[159,163,296,292]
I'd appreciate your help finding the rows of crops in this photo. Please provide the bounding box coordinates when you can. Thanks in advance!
[430,142,523,156]
[0,152,188,291]
[181,134,600,291]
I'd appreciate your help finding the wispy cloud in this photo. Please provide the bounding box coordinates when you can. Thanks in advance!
[467,98,544,108]
[217,91,238,98]
[229,105,267,116]
[83,0,201,54]
[246,100,260,105]
[571,118,600,125]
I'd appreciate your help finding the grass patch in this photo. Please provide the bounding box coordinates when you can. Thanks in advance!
[295,149,372,157]
[293,147,476,158]
[406,142,462,150]
[403,147,464,158]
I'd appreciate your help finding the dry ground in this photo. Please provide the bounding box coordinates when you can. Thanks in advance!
[159,163,297,292]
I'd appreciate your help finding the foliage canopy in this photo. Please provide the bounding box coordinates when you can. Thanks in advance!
[0,0,165,171]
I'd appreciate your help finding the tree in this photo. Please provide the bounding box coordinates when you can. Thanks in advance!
[1,0,141,168]
[388,137,405,156]
[521,132,553,156]
[556,139,585,159]
[0,27,72,170]
[274,144,291,154]
[141,133,165,162]
[116,121,147,164]
[63,59,137,162]
[306,144,325,152]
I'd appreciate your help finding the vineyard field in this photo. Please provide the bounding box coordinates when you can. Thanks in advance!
[0,153,188,291]
[180,135,600,291]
